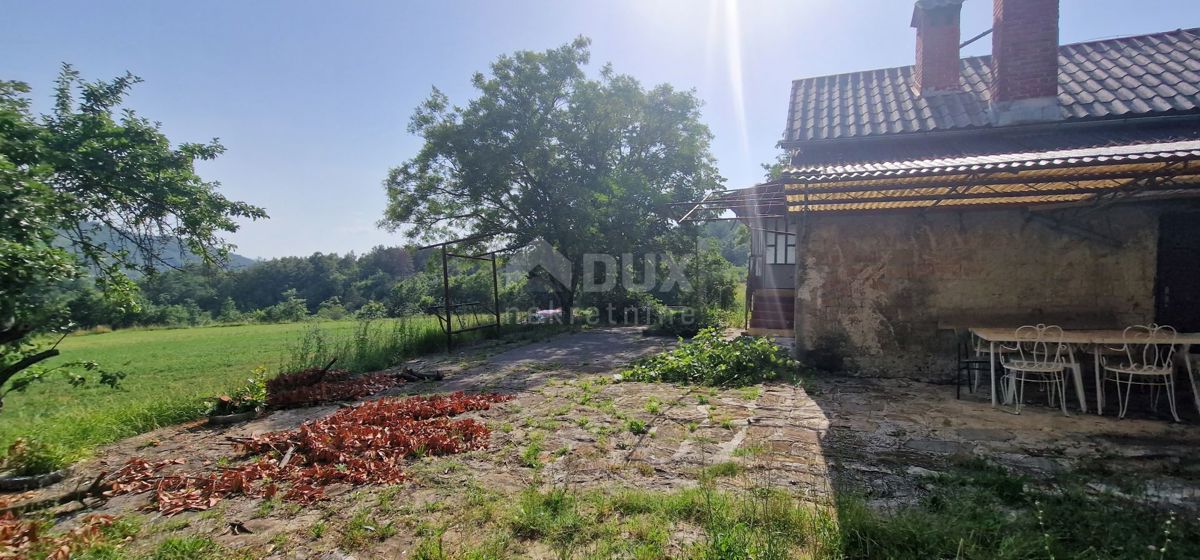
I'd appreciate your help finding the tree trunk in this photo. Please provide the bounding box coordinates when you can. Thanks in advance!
[558,286,575,324]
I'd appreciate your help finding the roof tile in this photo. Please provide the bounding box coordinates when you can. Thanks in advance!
[784,28,1200,143]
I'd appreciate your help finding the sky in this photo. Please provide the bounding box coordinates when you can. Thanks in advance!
[2,0,1195,259]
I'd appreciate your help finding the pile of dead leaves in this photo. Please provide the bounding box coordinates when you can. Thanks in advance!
[104,457,291,516]
[106,392,512,514]
[0,513,114,560]
[266,368,404,409]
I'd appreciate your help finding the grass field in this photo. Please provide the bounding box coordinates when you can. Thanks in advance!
[0,316,500,463]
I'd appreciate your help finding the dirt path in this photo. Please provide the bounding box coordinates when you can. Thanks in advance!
[15,326,1200,558]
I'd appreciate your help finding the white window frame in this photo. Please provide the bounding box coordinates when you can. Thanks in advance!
[763,217,796,265]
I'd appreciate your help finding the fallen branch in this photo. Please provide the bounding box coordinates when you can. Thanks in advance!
[278,446,295,469]
[314,358,338,383]
[397,368,444,382]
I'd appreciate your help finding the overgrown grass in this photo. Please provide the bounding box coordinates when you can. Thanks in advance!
[502,483,839,559]
[1,320,355,464]
[837,459,1199,559]
[281,315,570,374]
[0,317,560,465]
[280,317,445,373]
[28,455,1200,559]
[414,459,1197,559]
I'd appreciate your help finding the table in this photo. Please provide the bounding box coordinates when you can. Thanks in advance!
[969,328,1200,415]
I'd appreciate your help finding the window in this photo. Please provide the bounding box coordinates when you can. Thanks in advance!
[763,217,796,265]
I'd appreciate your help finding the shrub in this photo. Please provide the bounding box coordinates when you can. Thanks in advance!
[581,289,667,325]
[620,327,797,387]
[205,367,268,415]
[355,300,389,319]
[216,297,242,323]
[316,297,348,320]
[643,305,723,338]
[257,289,309,323]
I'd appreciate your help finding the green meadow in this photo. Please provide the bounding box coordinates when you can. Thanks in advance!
[0,318,454,461]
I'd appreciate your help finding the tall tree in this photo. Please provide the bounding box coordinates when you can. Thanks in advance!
[0,66,267,406]
[380,37,723,319]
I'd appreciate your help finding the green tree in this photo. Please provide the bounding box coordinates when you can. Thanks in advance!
[216,297,242,323]
[0,66,267,406]
[381,37,722,320]
[762,150,791,181]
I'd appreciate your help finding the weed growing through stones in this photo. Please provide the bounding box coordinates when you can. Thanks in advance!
[149,535,222,559]
[521,432,544,469]
[339,510,397,550]
[645,397,663,414]
[413,527,448,560]
[733,444,767,458]
[309,521,327,540]
[739,386,763,401]
[700,461,742,481]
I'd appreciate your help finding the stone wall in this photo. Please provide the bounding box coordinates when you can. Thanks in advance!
[793,206,1159,380]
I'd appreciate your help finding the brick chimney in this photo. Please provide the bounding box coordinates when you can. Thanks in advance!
[990,0,1061,124]
[911,0,965,94]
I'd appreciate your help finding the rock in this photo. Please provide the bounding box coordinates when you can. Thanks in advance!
[905,466,940,478]
[957,428,1015,442]
[904,438,974,455]
[1002,453,1062,472]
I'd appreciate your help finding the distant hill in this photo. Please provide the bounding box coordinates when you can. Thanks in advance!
[63,223,258,273]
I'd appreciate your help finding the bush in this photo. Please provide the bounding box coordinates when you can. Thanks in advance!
[620,327,798,387]
[216,297,242,323]
[643,305,723,338]
[581,289,667,325]
[258,289,309,323]
[205,367,268,415]
[355,300,389,319]
[316,297,348,320]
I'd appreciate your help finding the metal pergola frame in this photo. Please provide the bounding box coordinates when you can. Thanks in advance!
[667,140,1200,335]
[418,233,504,353]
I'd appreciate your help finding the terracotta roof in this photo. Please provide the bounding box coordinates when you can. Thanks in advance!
[785,28,1200,144]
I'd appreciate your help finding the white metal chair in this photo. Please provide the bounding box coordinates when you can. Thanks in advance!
[1102,324,1181,422]
[1000,324,1070,415]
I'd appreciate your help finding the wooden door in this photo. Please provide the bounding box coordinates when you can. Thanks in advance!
[1156,213,1200,331]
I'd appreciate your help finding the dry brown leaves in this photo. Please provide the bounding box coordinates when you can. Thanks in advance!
[0,513,114,560]
[106,392,513,514]
[266,368,405,409]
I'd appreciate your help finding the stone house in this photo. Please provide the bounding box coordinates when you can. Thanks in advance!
[690,0,1200,379]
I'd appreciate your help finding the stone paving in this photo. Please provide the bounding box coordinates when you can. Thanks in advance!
[405,327,1200,510]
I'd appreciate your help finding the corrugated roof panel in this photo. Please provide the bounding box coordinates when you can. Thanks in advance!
[783,140,1200,184]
